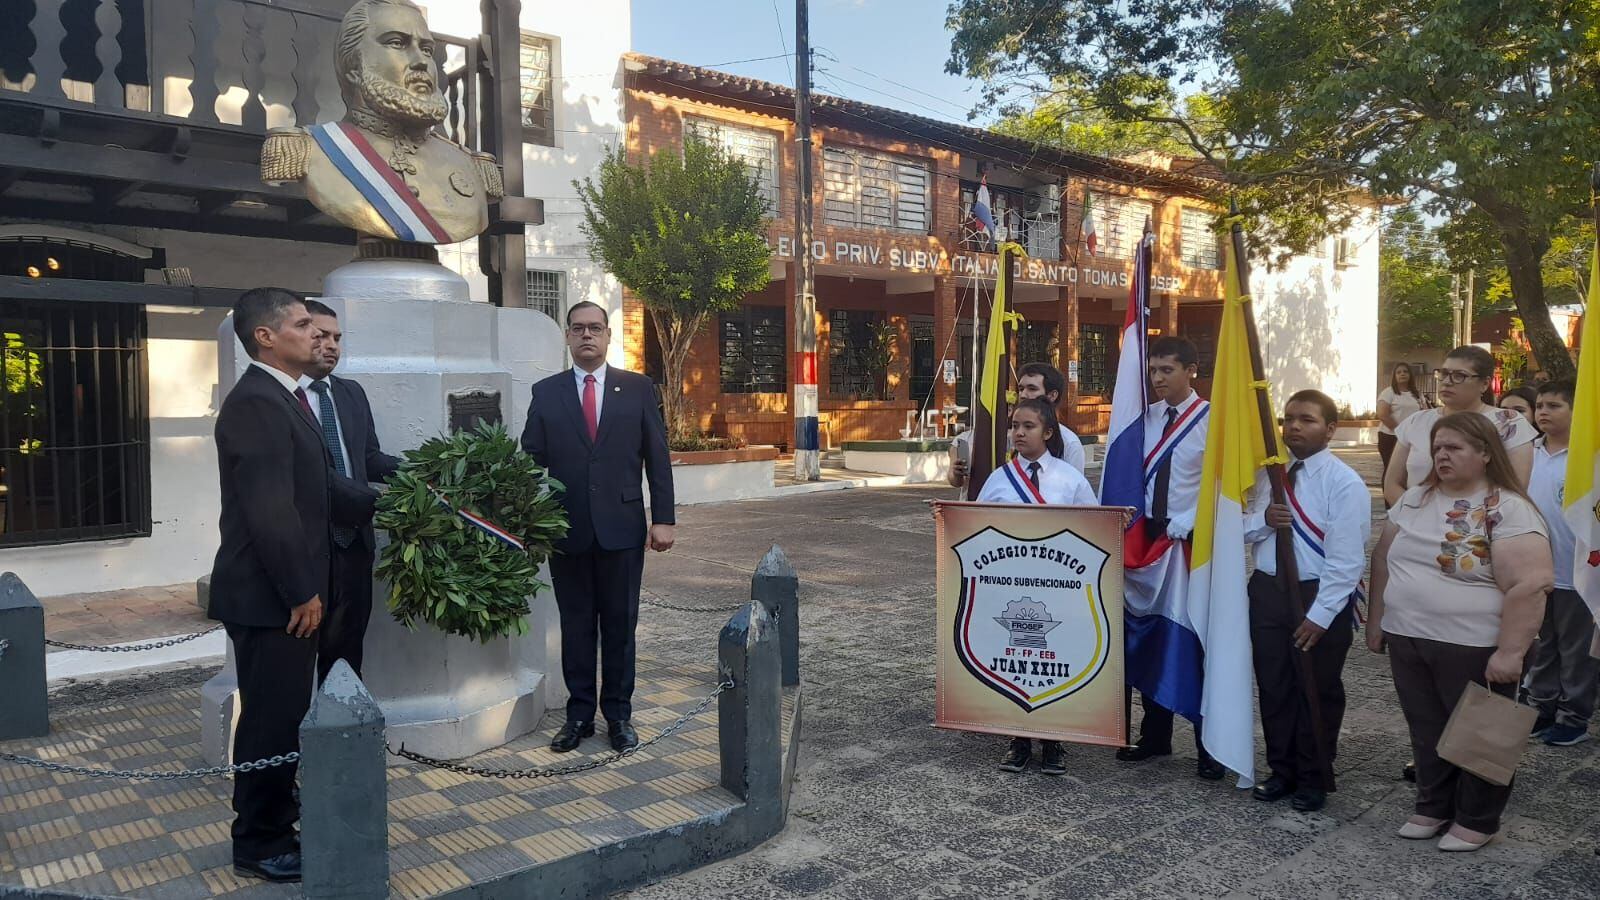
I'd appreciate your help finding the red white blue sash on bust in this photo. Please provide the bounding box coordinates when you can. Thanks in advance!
[1000,456,1047,504]
[309,122,452,243]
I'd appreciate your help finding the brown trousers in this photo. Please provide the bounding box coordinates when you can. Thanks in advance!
[1387,633,1516,833]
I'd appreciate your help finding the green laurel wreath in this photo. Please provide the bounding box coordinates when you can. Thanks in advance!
[374,422,569,643]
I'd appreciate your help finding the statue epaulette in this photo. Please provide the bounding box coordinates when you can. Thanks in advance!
[473,152,505,200]
[261,127,312,185]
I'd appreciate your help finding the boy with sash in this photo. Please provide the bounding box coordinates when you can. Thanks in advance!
[1117,336,1223,780]
[1244,390,1371,811]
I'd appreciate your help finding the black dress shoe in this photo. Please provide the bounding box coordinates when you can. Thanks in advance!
[1040,740,1067,776]
[1252,775,1296,802]
[1116,743,1172,762]
[999,737,1031,772]
[550,719,595,753]
[234,852,302,883]
[1196,757,1226,781]
[1290,787,1326,812]
[609,719,639,752]
[1401,761,1416,783]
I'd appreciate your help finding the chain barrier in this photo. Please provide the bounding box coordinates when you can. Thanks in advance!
[0,750,300,781]
[43,624,224,653]
[640,588,746,614]
[389,678,734,778]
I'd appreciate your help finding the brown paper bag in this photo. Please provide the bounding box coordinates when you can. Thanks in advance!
[1436,682,1538,786]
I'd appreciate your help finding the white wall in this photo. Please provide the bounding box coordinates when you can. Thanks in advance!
[426,0,629,361]
[1254,209,1382,417]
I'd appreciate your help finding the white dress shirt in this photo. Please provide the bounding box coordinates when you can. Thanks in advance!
[1143,390,1209,538]
[250,360,301,395]
[977,450,1098,506]
[574,363,608,422]
[298,374,353,475]
[1244,448,1372,628]
[1530,439,1576,590]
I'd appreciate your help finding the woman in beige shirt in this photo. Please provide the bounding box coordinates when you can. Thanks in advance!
[1367,412,1552,852]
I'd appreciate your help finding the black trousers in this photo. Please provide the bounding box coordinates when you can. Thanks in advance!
[1388,634,1516,833]
[1248,571,1353,788]
[319,542,374,683]
[1132,694,1211,761]
[550,544,645,722]
[226,622,317,860]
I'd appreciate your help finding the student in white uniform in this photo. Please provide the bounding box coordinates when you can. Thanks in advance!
[1244,390,1372,813]
[979,398,1096,775]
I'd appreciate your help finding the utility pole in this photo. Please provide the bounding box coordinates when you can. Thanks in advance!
[1451,272,1463,346]
[1463,267,1475,346]
[792,0,819,482]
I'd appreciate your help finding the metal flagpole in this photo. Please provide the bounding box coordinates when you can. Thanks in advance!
[1229,200,1335,793]
[791,0,819,482]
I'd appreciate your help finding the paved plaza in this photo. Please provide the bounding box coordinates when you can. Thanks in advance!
[10,449,1600,898]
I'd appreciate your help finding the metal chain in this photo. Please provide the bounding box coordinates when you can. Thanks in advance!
[640,588,745,614]
[0,750,299,781]
[389,678,733,778]
[44,624,224,653]
[0,637,8,661]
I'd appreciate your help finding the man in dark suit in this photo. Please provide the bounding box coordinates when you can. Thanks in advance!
[209,288,330,883]
[301,299,401,682]
[521,300,675,753]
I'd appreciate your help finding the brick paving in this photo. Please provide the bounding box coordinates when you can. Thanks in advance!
[41,583,212,651]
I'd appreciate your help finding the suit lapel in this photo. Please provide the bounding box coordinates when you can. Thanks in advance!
[559,369,594,449]
[594,371,621,449]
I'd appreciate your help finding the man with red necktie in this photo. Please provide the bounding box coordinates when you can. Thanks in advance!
[521,301,676,754]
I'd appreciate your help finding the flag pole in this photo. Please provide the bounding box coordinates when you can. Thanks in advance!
[1227,200,1335,793]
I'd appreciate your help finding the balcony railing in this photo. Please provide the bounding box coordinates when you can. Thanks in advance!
[958,215,1062,261]
[0,0,483,149]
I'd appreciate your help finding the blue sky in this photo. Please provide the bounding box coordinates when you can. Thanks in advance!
[631,0,987,125]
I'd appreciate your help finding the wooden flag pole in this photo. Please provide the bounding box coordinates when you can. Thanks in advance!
[1227,201,1336,793]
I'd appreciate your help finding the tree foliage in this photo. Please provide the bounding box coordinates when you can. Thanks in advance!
[947,0,1600,377]
[575,140,772,439]
[1380,210,1454,350]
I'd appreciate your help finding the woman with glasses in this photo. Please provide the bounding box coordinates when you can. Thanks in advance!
[1382,346,1536,507]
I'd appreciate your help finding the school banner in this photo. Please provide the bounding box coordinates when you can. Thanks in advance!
[932,501,1128,745]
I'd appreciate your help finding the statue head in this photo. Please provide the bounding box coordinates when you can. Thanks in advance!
[335,0,449,130]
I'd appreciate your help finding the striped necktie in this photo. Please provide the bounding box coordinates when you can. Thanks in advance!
[308,380,356,549]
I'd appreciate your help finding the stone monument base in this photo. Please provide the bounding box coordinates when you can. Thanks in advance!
[203,257,567,764]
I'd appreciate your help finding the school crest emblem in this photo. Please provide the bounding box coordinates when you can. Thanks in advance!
[951,525,1113,711]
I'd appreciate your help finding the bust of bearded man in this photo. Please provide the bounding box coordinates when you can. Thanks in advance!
[261,0,503,245]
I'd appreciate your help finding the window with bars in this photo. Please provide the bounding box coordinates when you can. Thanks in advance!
[525,270,564,321]
[827,309,883,398]
[1077,324,1116,395]
[1180,207,1222,270]
[909,317,936,404]
[1095,193,1155,259]
[1018,320,1057,369]
[519,35,555,147]
[822,147,929,233]
[0,298,150,546]
[684,117,780,213]
[719,306,787,394]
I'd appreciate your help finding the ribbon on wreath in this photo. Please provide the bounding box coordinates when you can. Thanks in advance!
[425,482,526,551]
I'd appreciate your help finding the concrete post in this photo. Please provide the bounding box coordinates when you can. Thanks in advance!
[750,546,799,688]
[300,660,388,899]
[718,600,782,838]
[0,572,47,740]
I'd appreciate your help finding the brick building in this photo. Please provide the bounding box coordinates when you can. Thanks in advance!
[619,54,1378,446]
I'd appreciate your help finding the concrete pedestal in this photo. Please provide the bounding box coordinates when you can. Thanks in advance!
[203,258,569,763]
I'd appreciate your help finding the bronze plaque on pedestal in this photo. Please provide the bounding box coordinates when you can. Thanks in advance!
[448,391,502,432]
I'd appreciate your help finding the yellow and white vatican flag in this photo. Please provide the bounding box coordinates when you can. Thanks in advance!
[1187,226,1280,788]
[1565,245,1600,614]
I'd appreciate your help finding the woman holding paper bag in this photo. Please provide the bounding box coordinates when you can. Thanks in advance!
[1366,412,1552,852]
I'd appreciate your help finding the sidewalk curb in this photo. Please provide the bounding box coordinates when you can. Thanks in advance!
[47,631,225,685]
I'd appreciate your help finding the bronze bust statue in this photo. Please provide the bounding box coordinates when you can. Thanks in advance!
[261,0,503,245]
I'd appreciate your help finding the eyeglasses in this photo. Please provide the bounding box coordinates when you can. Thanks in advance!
[1432,368,1481,385]
[567,323,607,336]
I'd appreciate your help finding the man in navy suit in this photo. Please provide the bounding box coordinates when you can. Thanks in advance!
[301,299,400,682]
[521,301,675,753]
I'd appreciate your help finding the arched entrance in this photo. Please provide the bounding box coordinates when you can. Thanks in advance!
[0,234,152,545]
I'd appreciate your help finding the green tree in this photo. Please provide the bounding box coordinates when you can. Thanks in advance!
[992,78,1207,159]
[1381,210,1455,350]
[575,140,772,439]
[947,1,1599,378]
